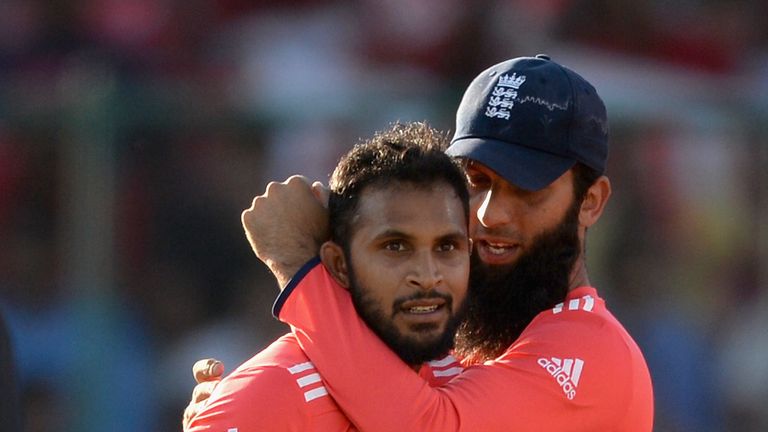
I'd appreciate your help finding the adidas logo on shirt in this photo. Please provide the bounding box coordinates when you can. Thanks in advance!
[537,357,584,400]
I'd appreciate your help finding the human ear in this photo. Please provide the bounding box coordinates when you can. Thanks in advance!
[579,176,611,228]
[319,241,351,289]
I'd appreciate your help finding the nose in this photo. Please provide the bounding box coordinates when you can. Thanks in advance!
[474,187,512,229]
[407,250,443,291]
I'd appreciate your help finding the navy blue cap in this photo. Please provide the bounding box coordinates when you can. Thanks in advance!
[447,55,608,191]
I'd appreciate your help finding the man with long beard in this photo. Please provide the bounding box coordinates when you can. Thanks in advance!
[455,187,584,366]
[190,55,654,430]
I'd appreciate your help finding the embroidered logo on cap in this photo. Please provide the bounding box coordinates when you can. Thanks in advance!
[485,73,526,120]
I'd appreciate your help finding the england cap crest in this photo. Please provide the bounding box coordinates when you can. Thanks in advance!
[447,54,608,190]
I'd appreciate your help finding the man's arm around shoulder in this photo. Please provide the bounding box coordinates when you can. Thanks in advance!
[185,364,305,431]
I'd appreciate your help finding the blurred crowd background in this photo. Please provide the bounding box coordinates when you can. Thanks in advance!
[1,0,767,431]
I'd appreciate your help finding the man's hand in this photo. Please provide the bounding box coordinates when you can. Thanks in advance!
[182,359,225,430]
[242,175,330,288]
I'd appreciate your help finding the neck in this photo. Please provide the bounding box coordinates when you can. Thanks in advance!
[567,255,590,292]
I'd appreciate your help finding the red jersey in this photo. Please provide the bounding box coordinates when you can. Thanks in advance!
[275,258,654,431]
[185,332,464,431]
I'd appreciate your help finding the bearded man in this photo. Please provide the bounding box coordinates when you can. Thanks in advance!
[190,55,654,431]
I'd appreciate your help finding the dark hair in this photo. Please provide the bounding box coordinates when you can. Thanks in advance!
[328,122,469,251]
[571,162,602,201]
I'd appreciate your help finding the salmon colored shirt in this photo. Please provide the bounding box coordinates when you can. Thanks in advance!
[186,326,463,430]
[274,258,654,431]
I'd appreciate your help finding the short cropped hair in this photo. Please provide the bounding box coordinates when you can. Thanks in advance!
[328,122,470,251]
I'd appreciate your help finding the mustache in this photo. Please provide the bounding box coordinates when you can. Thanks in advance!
[471,226,524,243]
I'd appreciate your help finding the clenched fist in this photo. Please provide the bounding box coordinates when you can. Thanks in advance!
[241,175,330,288]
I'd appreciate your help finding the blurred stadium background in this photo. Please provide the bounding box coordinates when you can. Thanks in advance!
[1,0,766,430]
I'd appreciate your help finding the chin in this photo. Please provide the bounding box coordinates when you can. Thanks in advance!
[403,324,444,341]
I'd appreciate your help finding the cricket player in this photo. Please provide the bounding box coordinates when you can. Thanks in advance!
[239,55,654,430]
[185,122,471,431]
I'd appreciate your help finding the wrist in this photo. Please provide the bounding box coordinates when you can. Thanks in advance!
[264,252,317,289]
[272,257,322,317]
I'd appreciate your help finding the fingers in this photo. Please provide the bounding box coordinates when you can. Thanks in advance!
[267,175,312,196]
[312,181,330,208]
[182,403,196,430]
[183,379,221,430]
[286,174,312,186]
[242,176,315,220]
[191,380,220,403]
[183,400,208,430]
[193,358,224,383]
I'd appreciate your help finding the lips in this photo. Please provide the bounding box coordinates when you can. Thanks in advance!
[475,239,521,265]
[484,241,514,254]
[400,298,446,315]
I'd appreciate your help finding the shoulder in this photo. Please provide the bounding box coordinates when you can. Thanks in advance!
[420,354,465,386]
[223,333,332,404]
[516,288,646,372]
[525,288,626,343]
[533,288,644,358]
[187,334,323,430]
[497,288,652,420]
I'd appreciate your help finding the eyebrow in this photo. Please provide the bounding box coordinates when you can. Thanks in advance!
[371,229,413,242]
[372,229,467,243]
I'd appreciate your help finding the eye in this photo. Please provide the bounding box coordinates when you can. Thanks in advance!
[383,241,407,252]
[465,172,491,190]
[437,243,456,252]
[436,241,459,252]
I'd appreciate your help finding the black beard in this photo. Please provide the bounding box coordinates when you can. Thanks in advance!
[348,269,466,366]
[454,202,581,364]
